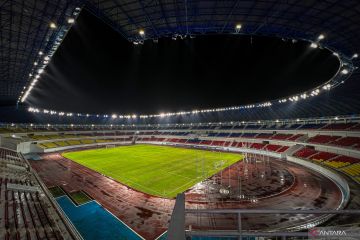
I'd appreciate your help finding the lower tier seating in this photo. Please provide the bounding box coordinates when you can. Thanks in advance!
[293,147,318,158]
[341,163,360,176]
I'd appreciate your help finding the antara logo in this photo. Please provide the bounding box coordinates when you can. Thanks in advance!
[309,228,347,237]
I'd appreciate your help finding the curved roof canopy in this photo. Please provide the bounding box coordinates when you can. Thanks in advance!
[1,0,359,116]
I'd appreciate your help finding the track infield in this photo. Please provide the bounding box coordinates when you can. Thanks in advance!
[62,144,243,198]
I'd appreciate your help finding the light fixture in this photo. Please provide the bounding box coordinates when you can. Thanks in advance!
[49,22,57,29]
[67,18,75,24]
[235,24,242,30]
[38,51,43,55]
[310,42,318,48]
[341,69,349,74]
[139,29,145,36]
[317,34,325,40]
[352,53,358,59]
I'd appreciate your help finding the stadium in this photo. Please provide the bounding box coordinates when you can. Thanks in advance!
[1,1,360,240]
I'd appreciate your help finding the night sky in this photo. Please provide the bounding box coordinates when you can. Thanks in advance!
[27,10,339,115]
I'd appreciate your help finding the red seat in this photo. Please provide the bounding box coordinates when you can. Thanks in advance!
[310,151,338,161]
[331,137,360,148]
[308,135,341,144]
[264,144,282,152]
[294,147,318,158]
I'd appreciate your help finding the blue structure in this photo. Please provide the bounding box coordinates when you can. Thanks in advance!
[56,196,143,240]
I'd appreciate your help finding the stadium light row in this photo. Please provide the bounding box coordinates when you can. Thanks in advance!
[17,7,82,104]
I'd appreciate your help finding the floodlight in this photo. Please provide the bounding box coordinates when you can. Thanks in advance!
[49,22,57,29]
[139,29,145,36]
[317,34,325,40]
[67,18,75,24]
[310,42,318,48]
[235,24,242,30]
[341,69,349,74]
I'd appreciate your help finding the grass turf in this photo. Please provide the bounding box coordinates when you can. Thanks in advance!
[69,191,92,205]
[62,144,243,198]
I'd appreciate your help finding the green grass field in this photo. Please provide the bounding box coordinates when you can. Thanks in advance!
[62,144,243,198]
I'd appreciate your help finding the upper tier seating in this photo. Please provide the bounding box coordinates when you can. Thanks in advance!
[322,123,358,130]
[241,133,258,138]
[298,123,326,130]
[229,133,242,137]
[256,133,273,139]
[271,134,293,140]
[308,135,341,144]
[217,132,230,137]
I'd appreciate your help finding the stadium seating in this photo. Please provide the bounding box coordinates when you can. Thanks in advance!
[298,123,326,129]
[341,163,360,176]
[293,147,318,158]
[211,140,226,146]
[276,146,289,152]
[264,144,282,152]
[310,152,338,162]
[271,134,293,140]
[67,140,82,145]
[38,142,58,149]
[331,137,360,148]
[229,133,242,137]
[200,140,212,145]
[308,135,341,144]
[0,148,75,238]
[241,133,258,138]
[322,123,357,130]
[250,143,266,149]
[256,133,273,139]
[54,141,69,147]
[81,139,95,144]
[287,134,304,141]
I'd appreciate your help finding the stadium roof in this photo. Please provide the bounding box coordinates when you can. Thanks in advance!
[1,0,360,119]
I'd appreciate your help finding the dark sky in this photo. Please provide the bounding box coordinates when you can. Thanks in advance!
[27,10,339,115]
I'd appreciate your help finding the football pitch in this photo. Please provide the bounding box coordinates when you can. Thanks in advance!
[62,144,243,198]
